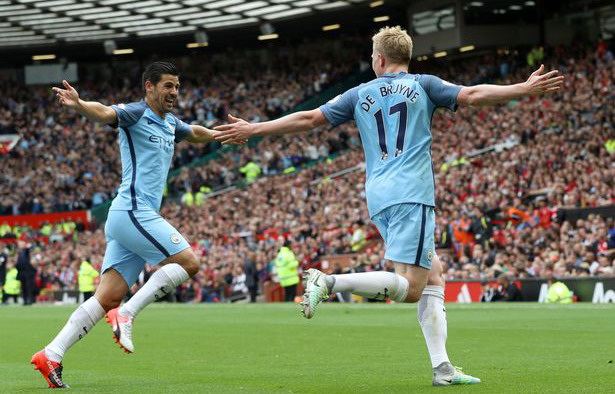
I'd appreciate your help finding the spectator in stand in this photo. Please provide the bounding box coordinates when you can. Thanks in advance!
[479,280,497,302]
[0,247,7,292]
[2,258,20,305]
[243,253,259,303]
[239,159,261,183]
[470,207,493,249]
[495,275,524,302]
[77,256,99,302]
[16,240,36,305]
[275,238,300,302]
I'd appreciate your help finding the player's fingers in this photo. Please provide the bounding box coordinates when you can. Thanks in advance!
[214,124,234,135]
[63,80,74,90]
[212,133,228,141]
[228,114,240,122]
[229,114,248,124]
[530,64,544,77]
[214,133,235,142]
[546,86,560,92]
[543,78,564,89]
[540,70,559,80]
[213,124,233,131]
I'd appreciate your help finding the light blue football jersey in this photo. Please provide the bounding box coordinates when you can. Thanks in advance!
[108,100,192,212]
[320,72,461,217]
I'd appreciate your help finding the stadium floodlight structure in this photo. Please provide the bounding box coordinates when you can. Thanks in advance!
[187,30,209,48]
[194,30,209,44]
[259,22,275,35]
[0,0,370,49]
[103,39,117,55]
[258,21,278,40]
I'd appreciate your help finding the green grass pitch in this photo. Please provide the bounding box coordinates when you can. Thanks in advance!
[1,303,614,393]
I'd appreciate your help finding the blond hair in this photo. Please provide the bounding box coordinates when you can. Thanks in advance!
[372,26,413,65]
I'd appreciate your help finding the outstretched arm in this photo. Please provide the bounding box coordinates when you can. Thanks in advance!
[213,109,327,144]
[185,125,215,143]
[457,64,564,106]
[52,80,116,125]
[184,124,246,145]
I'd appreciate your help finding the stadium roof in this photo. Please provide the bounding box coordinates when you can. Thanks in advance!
[0,0,369,48]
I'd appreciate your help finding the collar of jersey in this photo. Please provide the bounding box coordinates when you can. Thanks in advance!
[381,71,408,78]
[142,99,167,123]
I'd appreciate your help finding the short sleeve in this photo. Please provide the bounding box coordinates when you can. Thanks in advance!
[173,116,192,143]
[319,86,360,127]
[111,102,146,128]
[418,74,462,111]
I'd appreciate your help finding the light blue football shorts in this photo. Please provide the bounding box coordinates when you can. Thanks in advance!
[371,203,435,270]
[102,209,190,287]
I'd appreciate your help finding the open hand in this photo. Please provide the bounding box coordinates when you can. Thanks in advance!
[52,80,80,108]
[524,64,564,96]
[213,114,255,145]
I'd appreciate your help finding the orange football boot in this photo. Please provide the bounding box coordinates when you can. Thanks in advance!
[31,349,69,389]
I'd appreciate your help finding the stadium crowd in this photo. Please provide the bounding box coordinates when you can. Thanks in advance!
[0,39,613,303]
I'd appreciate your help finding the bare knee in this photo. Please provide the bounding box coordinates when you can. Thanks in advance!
[94,269,128,312]
[397,273,423,303]
[404,288,423,303]
[182,258,199,277]
[95,293,123,312]
[394,263,429,303]
[174,249,199,277]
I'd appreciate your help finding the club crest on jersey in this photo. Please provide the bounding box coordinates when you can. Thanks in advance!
[170,234,181,244]
[427,248,433,262]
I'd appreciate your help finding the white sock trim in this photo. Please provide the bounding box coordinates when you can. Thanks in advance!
[161,263,190,287]
[45,297,105,362]
[120,263,189,318]
[423,285,444,299]
[392,274,409,302]
[83,296,105,322]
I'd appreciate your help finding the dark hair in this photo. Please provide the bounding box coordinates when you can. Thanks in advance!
[142,61,178,89]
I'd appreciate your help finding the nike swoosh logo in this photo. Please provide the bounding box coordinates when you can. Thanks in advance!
[148,120,155,124]
[442,379,452,383]
[114,317,121,339]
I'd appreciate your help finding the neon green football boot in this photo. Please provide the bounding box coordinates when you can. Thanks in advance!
[300,269,330,319]
[432,362,481,386]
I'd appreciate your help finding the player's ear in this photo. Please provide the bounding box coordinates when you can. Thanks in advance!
[144,80,154,93]
[379,53,386,69]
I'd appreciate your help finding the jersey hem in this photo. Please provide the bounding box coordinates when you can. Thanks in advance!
[369,199,435,218]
